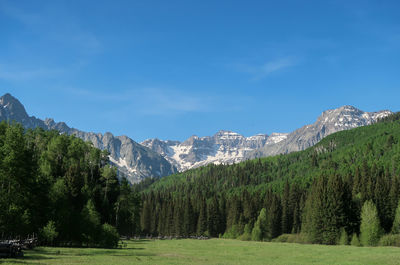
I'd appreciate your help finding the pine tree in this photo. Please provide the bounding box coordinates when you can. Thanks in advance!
[281,180,292,234]
[207,197,220,237]
[374,168,391,232]
[266,195,282,240]
[323,174,347,244]
[183,198,195,236]
[197,198,208,235]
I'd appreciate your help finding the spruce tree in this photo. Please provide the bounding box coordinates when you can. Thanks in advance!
[183,198,195,236]
[281,180,292,234]
[197,198,208,236]
[267,195,282,240]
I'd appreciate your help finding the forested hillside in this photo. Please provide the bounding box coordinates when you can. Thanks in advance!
[0,122,140,247]
[139,113,400,245]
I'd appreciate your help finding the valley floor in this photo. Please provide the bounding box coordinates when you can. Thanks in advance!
[2,239,400,265]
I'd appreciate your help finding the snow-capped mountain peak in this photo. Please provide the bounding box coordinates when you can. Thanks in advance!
[141,130,288,172]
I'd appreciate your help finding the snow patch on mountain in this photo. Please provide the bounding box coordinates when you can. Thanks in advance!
[141,130,288,172]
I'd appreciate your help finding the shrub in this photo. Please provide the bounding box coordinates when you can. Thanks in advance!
[251,224,263,241]
[223,225,241,239]
[338,228,348,245]
[100,223,119,248]
[271,233,309,244]
[40,220,58,246]
[350,233,361,247]
[378,234,400,247]
[272,234,291,243]
[238,223,252,241]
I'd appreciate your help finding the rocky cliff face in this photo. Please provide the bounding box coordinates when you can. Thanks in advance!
[0,93,177,183]
[248,105,392,158]
[141,130,289,171]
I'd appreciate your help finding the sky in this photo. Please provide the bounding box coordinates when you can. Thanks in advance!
[1,0,400,142]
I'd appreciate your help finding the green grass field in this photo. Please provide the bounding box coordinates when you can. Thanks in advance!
[2,239,400,265]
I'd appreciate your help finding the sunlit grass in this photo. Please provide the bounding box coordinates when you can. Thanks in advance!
[3,239,400,265]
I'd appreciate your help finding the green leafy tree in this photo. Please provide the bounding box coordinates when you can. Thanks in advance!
[360,200,382,246]
[251,208,267,241]
[100,223,119,248]
[391,200,400,234]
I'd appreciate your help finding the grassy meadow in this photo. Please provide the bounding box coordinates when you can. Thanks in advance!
[2,239,400,265]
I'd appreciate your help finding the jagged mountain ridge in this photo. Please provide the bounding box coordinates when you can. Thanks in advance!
[142,105,392,171]
[0,93,177,183]
[248,105,393,158]
[141,130,289,171]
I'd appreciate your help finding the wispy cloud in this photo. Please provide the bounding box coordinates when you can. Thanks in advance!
[60,87,249,120]
[0,64,65,81]
[232,57,298,80]
[63,87,212,115]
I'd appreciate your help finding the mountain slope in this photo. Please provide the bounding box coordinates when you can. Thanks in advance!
[0,93,176,183]
[248,105,392,158]
[138,112,400,240]
[144,110,400,194]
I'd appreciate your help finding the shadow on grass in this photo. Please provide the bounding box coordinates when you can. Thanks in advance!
[12,240,156,262]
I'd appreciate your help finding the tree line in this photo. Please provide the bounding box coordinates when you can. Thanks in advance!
[138,115,400,246]
[0,122,141,247]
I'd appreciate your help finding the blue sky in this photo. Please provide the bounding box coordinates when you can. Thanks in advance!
[1,0,400,142]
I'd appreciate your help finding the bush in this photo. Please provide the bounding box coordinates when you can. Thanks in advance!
[338,228,348,245]
[271,233,310,244]
[100,223,119,248]
[378,234,400,247]
[238,223,252,241]
[272,234,290,243]
[223,225,241,239]
[251,225,263,241]
[350,233,361,247]
[40,220,58,246]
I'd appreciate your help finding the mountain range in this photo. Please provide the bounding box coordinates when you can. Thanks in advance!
[0,93,176,183]
[0,93,392,182]
[141,131,288,171]
[142,106,392,170]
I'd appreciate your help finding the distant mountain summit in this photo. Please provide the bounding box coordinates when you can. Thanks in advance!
[248,105,392,158]
[142,105,392,171]
[141,130,289,171]
[0,93,177,183]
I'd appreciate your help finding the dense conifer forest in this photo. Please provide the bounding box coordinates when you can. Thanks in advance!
[2,113,400,248]
[0,122,140,247]
[138,113,400,246]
